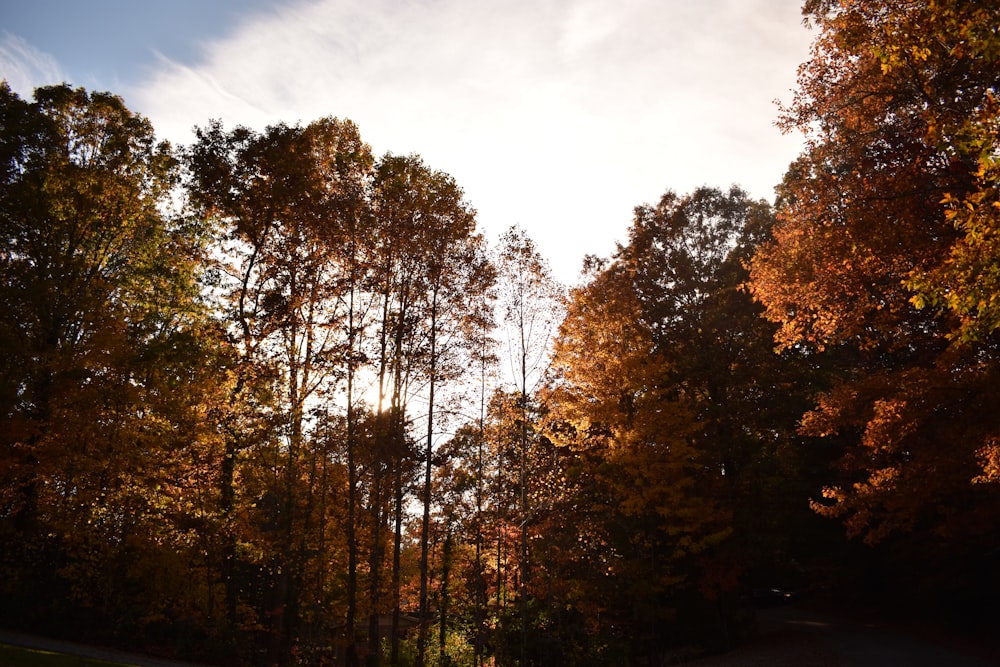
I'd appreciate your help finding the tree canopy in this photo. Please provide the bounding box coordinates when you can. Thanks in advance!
[3,1,1000,663]
[749,0,1000,603]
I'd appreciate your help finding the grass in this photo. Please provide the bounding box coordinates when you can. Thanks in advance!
[0,643,132,667]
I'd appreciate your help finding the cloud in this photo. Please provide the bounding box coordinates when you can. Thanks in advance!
[130,0,812,283]
[0,31,67,96]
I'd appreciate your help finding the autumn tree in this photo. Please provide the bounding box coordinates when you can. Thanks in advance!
[531,183,838,661]
[624,187,829,600]
[368,153,497,665]
[0,83,219,643]
[386,155,494,667]
[544,246,728,663]
[367,153,429,666]
[492,226,564,663]
[187,117,373,659]
[749,0,1000,611]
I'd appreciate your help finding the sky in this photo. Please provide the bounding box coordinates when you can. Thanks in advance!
[1,0,815,285]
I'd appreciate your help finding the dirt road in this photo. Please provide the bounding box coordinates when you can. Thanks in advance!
[686,605,1000,667]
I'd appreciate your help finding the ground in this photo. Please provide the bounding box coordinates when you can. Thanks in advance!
[686,604,1000,667]
[2,605,999,666]
[0,628,206,667]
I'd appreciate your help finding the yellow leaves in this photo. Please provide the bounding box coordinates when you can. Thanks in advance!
[862,397,914,451]
[811,466,901,544]
[809,486,847,519]
[908,291,929,311]
[910,187,1000,342]
[973,440,1000,484]
[863,465,900,491]
[910,45,932,62]
[799,383,859,438]
[550,265,672,442]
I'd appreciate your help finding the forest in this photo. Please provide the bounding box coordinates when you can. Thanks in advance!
[2,1,1000,665]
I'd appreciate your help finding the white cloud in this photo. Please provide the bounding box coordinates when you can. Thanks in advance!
[0,32,67,96]
[130,0,812,283]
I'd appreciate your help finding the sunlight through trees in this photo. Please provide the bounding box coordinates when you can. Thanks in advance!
[3,1,1000,664]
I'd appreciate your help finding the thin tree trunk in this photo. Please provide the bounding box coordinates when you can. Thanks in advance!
[494,397,507,667]
[474,345,487,667]
[368,472,384,665]
[439,527,453,666]
[345,285,360,667]
[390,458,404,666]
[316,414,330,630]
[519,329,529,666]
[415,291,438,667]
[390,285,410,666]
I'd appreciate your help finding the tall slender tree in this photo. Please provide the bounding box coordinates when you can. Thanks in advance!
[386,155,494,667]
[187,117,373,659]
[495,226,564,664]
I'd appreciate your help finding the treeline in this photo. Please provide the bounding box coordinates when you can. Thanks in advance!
[3,0,1000,665]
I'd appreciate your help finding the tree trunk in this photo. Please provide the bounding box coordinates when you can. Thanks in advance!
[415,291,438,667]
[345,286,360,667]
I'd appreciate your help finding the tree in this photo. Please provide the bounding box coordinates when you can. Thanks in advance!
[0,83,217,642]
[749,0,1000,610]
[618,187,838,641]
[493,226,564,664]
[534,185,834,660]
[369,153,496,665]
[544,243,729,662]
[366,154,494,667]
[186,117,373,659]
